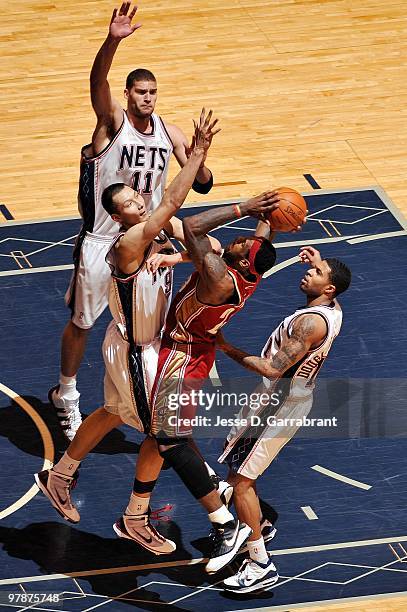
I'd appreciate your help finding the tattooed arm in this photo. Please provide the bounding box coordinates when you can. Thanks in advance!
[216,314,327,379]
[182,191,280,303]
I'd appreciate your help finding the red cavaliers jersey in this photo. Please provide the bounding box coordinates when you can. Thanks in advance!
[162,267,261,346]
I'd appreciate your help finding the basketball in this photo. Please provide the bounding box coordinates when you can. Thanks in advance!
[268,187,307,232]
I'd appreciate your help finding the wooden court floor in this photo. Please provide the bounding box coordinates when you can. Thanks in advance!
[1,1,406,610]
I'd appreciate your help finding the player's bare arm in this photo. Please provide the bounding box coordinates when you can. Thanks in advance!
[146,217,222,273]
[90,3,142,154]
[182,191,280,302]
[166,120,215,189]
[217,313,327,380]
[117,109,219,270]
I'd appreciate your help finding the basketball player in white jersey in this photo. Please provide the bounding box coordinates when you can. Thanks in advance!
[51,3,215,440]
[36,110,221,555]
[216,245,351,593]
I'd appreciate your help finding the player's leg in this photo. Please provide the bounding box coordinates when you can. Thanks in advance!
[35,406,122,523]
[50,234,112,439]
[111,339,177,555]
[114,435,177,555]
[157,438,251,572]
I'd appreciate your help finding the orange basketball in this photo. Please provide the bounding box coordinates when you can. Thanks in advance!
[268,187,307,232]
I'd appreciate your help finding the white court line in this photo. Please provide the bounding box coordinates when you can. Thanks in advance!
[310,210,388,225]
[25,234,78,257]
[311,465,372,490]
[306,204,386,218]
[4,534,407,586]
[347,229,407,244]
[301,506,319,520]
[0,236,75,246]
[0,264,73,277]
[264,255,299,278]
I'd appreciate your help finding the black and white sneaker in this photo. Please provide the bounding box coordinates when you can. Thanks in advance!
[48,385,82,442]
[218,480,234,508]
[260,517,277,543]
[205,520,252,574]
[223,556,279,593]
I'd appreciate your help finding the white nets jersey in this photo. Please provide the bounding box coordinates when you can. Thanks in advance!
[106,230,175,346]
[78,111,173,236]
[261,300,343,397]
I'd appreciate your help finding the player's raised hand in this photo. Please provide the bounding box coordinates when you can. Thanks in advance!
[109,3,142,41]
[299,245,322,266]
[192,108,221,153]
[240,190,280,219]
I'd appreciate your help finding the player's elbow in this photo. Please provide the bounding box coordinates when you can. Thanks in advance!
[182,216,200,237]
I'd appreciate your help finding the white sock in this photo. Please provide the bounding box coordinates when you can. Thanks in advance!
[53,452,81,477]
[247,537,269,564]
[126,493,150,516]
[58,375,79,400]
[208,505,234,525]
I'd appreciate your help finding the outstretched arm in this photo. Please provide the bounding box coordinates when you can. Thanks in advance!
[181,191,280,297]
[90,3,142,151]
[140,110,220,243]
[217,313,327,379]
[166,123,214,193]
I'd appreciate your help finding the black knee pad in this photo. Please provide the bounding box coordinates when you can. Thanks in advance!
[159,443,215,499]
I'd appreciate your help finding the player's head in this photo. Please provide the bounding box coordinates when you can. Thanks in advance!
[223,236,276,278]
[125,68,157,119]
[102,183,147,229]
[300,258,351,298]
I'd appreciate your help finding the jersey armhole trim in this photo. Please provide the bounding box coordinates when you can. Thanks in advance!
[81,113,126,162]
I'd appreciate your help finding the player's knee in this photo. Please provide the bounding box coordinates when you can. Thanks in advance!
[159,441,215,499]
[68,319,91,336]
[232,475,256,495]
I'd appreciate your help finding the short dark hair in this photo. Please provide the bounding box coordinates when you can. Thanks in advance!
[254,241,277,275]
[126,68,157,90]
[325,258,351,296]
[101,183,127,216]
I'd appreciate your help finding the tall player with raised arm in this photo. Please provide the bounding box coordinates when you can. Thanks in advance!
[50,3,215,440]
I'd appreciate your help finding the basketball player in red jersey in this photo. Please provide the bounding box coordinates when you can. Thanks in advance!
[51,3,215,440]
[125,195,306,573]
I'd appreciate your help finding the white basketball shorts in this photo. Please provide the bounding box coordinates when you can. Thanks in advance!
[103,320,160,432]
[219,393,313,481]
[65,232,113,329]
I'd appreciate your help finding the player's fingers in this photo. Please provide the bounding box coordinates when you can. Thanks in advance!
[204,109,213,127]
[110,8,118,23]
[119,2,127,16]
[210,127,221,137]
[199,107,205,128]
[129,5,138,19]
[208,118,219,131]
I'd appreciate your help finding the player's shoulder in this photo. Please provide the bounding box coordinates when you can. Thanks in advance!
[160,119,188,145]
[293,311,328,337]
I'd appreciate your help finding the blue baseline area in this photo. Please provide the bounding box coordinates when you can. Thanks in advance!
[0,188,407,610]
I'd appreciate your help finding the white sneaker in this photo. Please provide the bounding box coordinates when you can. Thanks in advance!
[223,556,279,593]
[205,520,252,574]
[48,386,82,441]
[218,480,234,508]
